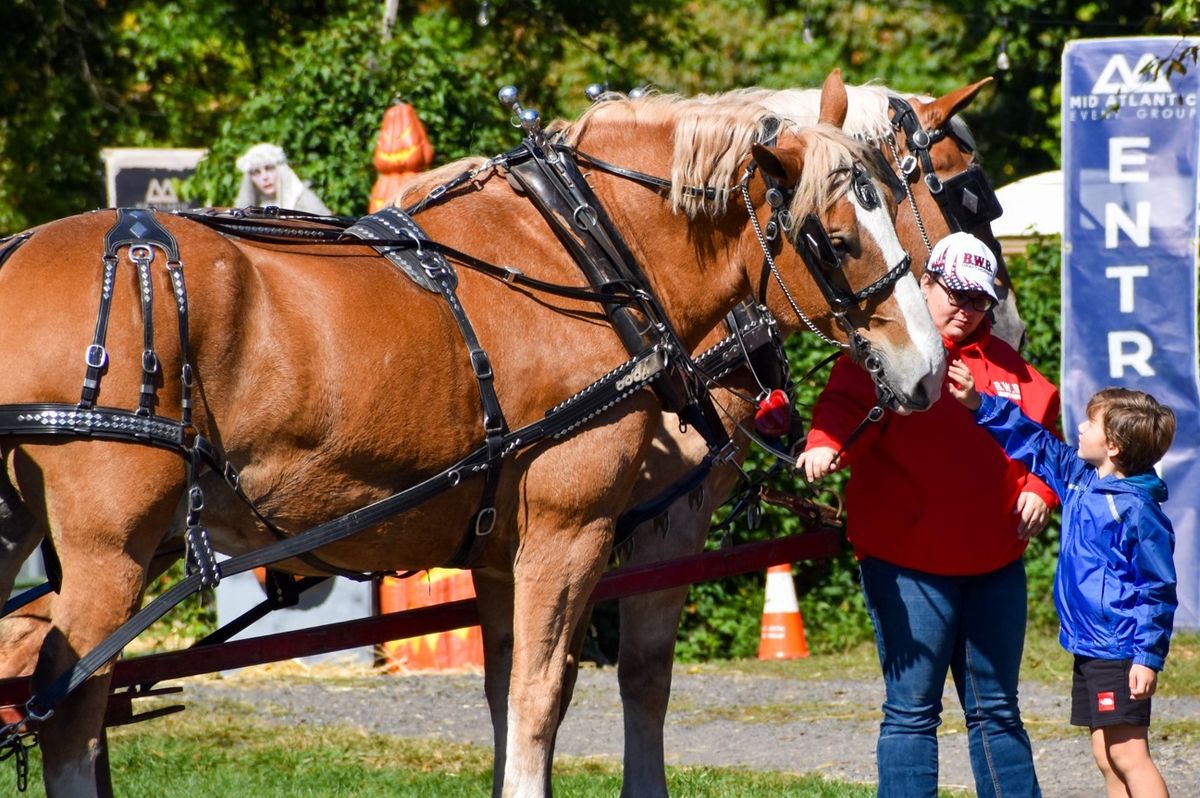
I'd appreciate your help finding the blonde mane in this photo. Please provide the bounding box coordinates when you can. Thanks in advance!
[392,86,898,222]
[554,92,777,218]
[782,123,884,234]
[726,84,933,143]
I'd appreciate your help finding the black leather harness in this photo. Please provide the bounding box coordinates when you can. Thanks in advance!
[887,95,1004,239]
[0,127,900,752]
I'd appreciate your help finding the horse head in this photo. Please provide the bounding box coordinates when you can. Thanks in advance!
[744,77,1026,350]
[742,70,943,412]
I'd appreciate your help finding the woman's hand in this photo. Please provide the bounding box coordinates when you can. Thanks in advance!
[946,359,981,411]
[795,446,841,482]
[1015,491,1050,540]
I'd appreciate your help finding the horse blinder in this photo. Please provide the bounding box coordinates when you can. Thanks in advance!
[938,164,1003,232]
[799,213,841,272]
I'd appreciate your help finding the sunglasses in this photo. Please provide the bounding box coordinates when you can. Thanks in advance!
[932,274,996,312]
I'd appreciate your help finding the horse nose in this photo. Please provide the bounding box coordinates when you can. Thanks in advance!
[907,381,934,411]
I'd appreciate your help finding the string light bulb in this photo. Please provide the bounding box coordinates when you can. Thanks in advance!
[477,0,491,27]
[996,18,1011,71]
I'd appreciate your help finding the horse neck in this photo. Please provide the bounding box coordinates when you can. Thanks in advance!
[574,128,755,349]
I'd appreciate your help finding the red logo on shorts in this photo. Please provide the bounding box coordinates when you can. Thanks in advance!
[1097,691,1116,712]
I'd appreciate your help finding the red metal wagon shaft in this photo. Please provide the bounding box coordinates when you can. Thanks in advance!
[0,529,840,714]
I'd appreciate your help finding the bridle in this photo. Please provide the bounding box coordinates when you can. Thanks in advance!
[739,158,907,355]
[567,135,909,358]
[738,155,910,393]
[812,94,1007,457]
[885,95,1004,256]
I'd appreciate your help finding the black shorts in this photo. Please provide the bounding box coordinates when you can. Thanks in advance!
[1070,655,1153,728]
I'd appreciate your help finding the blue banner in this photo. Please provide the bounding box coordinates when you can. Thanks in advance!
[1063,37,1200,629]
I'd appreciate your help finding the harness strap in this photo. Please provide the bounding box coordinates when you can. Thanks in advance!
[0,582,54,617]
[506,141,733,456]
[176,210,643,307]
[166,264,193,428]
[81,210,180,411]
[189,574,327,649]
[133,246,159,416]
[0,232,30,272]
[613,453,718,547]
[1,342,676,736]
[344,208,509,569]
[79,254,117,410]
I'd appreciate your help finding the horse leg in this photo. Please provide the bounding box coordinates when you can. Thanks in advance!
[11,444,181,798]
[615,505,708,797]
[0,467,50,678]
[474,569,515,798]
[475,566,592,798]
[0,465,42,603]
[617,451,744,797]
[502,516,613,797]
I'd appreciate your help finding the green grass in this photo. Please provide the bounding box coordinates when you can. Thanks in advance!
[0,706,955,797]
[3,628,1195,795]
[1019,628,1200,696]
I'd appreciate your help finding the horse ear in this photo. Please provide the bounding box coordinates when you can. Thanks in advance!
[817,68,848,128]
[752,142,805,185]
[914,76,992,131]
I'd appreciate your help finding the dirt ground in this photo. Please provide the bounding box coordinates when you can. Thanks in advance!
[184,661,1200,796]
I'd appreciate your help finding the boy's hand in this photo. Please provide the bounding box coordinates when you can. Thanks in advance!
[795,446,841,482]
[1130,664,1158,700]
[946,360,981,411]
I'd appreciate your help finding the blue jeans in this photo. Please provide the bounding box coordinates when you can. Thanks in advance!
[860,557,1041,798]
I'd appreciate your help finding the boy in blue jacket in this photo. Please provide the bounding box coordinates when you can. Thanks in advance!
[948,360,1177,798]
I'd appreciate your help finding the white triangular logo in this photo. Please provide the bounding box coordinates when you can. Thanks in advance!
[1091,54,1174,94]
[144,178,179,205]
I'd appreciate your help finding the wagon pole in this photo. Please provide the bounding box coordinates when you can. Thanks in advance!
[0,528,840,725]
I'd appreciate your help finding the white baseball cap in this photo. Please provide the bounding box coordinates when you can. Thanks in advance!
[926,232,998,302]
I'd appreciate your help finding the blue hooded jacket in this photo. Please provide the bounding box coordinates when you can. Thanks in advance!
[974,394,1177,670]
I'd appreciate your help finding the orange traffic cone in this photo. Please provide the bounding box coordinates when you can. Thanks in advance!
[757,563,809,659]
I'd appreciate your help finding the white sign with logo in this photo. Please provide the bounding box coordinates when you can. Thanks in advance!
[100,148,208,211]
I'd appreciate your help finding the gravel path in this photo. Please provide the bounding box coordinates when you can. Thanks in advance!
[183,662,1200,796]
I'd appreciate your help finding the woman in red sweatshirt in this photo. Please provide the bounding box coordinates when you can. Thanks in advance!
[797,232,1059,798]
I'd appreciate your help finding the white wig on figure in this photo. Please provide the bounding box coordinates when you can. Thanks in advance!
[234,142,332,214]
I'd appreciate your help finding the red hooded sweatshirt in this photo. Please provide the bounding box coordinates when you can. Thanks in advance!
[805,324,1060,575]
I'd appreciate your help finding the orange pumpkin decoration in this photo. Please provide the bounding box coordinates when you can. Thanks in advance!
[369,102,434,212]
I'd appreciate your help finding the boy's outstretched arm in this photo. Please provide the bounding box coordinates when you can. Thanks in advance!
[948,359,1080,499]
[949,360,1051,537]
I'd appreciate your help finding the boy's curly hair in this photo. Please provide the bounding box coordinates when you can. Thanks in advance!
[1086,388,1176,476]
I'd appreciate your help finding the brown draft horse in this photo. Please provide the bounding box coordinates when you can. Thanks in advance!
[499,78,1024,798]
[0,71,943,796]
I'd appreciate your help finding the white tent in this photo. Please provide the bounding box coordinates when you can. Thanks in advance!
[991,171,1062,253]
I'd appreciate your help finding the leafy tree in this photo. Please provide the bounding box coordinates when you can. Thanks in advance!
[185,9,512,213]
[0,0,351,232]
